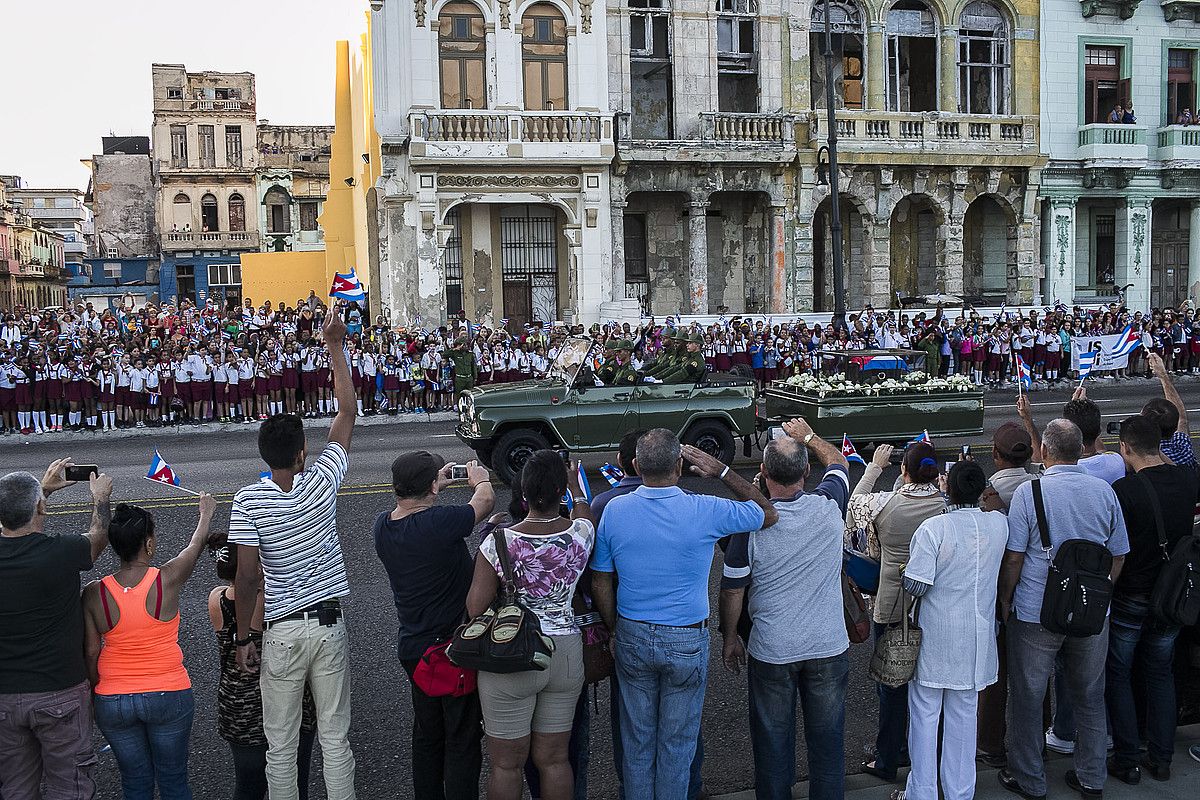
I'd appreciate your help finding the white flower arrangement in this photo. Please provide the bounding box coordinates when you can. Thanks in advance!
[781,371,976,398]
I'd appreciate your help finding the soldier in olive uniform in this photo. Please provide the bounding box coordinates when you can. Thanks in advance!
[661,332,707,383]
[448,337,478,394]
[608,340,640,386]
[594,339,620,384]
[645,329,685,377]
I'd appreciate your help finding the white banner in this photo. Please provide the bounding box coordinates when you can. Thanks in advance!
[1071,334,1131,371]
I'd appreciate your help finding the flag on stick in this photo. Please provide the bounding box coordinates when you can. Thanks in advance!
[842,434,867,465]
[1077,349,1099,385]
[1107,324,1141,360]
[1015,353,1032,393]
[144,451,202,495]
[575,462,592,504]
[329,268,366,302]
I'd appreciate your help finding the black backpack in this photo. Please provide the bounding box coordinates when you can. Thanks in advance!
[1032,480,1114,637]
[1139,473,1200,627]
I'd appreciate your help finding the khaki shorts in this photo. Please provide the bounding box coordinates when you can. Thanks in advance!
[477,633,584,739]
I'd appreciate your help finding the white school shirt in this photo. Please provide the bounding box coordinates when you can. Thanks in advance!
[213,363,229,384]
[117,364,132,388]
[360,352,377,376]
[97,370,116,394]
[128,368,146,393]
[174,361,191,384]
[145,368,160,391]
[0,366,14,390]
[1045,334,1061,353]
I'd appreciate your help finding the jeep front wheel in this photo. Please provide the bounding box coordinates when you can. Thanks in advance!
[682,420,735,465]
[493,429,551,484]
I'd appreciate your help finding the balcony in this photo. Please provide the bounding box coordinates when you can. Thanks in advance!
[616,112,796,163]
[407,110,613,166]
[161,230,261,252]
[1077,124,1148,166]
[1156,125,1200,163]
[21,206,87,222]
[155,98,255,114]
[806,111,1040,164]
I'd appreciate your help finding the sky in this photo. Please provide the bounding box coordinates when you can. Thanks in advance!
[0,0,367,189]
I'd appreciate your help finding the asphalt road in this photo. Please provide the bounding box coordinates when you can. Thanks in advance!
[5,377,1196,800]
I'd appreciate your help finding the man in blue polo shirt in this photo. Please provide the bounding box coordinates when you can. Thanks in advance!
[592,428,777,800]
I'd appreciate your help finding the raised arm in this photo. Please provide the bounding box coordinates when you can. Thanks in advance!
[160,494,219,592]
[323,311,358,451]
[1017,394,1043,462]
[1149,353,1188,434]
[463,461,496,524]
[681,444,779,529]
[854,444,892,496]
[84,473,114,563]
[782,417,848,470]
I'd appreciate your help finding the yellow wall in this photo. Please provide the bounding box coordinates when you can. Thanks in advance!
[240,251,327,306]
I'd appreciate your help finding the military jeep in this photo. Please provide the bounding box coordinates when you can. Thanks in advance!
[455,337,757,484]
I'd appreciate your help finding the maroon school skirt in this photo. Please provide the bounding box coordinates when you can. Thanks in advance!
[1045,351,1061,371]
[267,375,282,392]
[15,383,32,406]
[98,389,115,405]
[715,354,732,372]
[63,381,80,404]
[359,373,374,393]
[239,378,253,398]
[192,380,212,402]
[255,377,270,395]
[160,379,175,401]
[0,387,14,412]
[283,368,299,391]
[32,380,45,402]
[116,386,131,406]
[1032,344,1047,365]
[44,378,64,400]
[300,371,318,393]
[316,368,330,389]
[226,382,240,404]
[131,391,148,410]
[382,374,400,392]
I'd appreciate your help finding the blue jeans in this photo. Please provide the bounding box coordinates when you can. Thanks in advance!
[611,673,705,800]
[748,652,848,800]
[614,617,708,800]
[872,622,909,775]
[1105,596,1179,767]
[94,689,195,800]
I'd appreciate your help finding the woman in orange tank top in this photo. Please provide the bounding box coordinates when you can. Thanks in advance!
[82,495,218,800]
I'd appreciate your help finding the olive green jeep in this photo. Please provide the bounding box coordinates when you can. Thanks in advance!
[455,337,757,483]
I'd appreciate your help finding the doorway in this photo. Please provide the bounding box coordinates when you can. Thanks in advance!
[500,205,560,328]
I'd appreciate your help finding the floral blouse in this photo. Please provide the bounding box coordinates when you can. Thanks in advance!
[478,519,594,636]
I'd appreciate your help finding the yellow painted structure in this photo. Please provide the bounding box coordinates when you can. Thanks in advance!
[240,251,326,306]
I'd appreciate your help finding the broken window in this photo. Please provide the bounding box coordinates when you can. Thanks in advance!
[717,0,758,112]
[198,125,216,168]
[228,194,246,232]
[299,202,319,231]
[167,87,183,100]
[264,187,291,234]
[171,193,191,231]
[522,4,569,110]
[1167,49,1195,124]
[957,1,1011,115]
[170,125,188,168]
[200,194,219,232]
[225,126,243,168]
[886,0,938,112]
[439,2,488,109]
[1082,45,1124,124]
[810,0,865,110]
[630,0,674,138]
[623,214,650,310]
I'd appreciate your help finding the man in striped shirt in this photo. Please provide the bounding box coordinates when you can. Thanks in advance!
[230,309,358,800]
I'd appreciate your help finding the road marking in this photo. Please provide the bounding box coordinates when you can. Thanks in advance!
[1102,408,1200,418]
[430,434,459,438]
[992,399,1122,409]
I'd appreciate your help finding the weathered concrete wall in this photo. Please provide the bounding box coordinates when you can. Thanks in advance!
[92,154,157,259]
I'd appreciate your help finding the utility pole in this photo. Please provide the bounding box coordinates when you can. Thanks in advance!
[821,1,847,332]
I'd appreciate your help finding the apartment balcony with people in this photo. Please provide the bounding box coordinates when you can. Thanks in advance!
[161,230,261,252]
[1156,125,1200,163]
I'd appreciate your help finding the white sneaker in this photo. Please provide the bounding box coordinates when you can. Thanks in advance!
[1045,728,1075,755]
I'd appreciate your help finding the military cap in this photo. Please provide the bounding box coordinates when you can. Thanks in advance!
[616,339,635,351]
[688,332,703,344]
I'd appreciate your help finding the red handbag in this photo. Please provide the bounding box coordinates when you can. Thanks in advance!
[413,641,477,698]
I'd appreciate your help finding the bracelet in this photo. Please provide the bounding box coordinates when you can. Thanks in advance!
[234,636,255,647]
[474,480,491,485]
[719,465,730,479]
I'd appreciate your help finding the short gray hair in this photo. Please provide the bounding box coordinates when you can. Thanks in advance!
[1042,418,1083,463]
[636,428,682,479]
[763,437,809,486]
[0,472,44,530]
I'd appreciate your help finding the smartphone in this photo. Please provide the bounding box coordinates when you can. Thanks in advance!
[1106,421,1122,436]
[769,426,787,441]
[65,465,98,482]
[450,465,469,481]
[960,444,972,461]
[557,449,571,463]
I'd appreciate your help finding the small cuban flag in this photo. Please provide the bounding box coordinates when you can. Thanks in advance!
[329,268,367,302]
[599,463,625,487]
[1107,324,1142,360]
[1015,353,1032,391]
[841,434,866,465]
[1077,349,1100,383]
[910,429,933,446]
[575,461,593,504]
[147,450,180,486]
[259,469,273,482]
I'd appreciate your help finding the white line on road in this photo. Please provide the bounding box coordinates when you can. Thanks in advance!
[1102,408,1200,418]
[992,399,1122,409]
[430,434,459,438]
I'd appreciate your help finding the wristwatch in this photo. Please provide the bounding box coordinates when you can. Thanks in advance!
[803,432,816,445]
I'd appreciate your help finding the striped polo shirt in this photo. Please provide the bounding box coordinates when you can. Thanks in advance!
[229,442,351,621]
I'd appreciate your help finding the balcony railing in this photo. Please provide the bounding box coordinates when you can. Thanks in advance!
[162,230,261,252]
[699,112,792,145]
[156,98,254,113]
[808,111,1037,149]
[1077,123,1148,163]
[414,111,607,144]
[1156,125,1200,162]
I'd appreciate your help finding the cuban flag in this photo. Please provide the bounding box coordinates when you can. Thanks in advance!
[147,450,180,486]
[1015,353,1033,391]
[842,434,866,465]
[329,268,367,302]
[910,429,933,446]
[1108,324,1141,359]
[500,318,510,327]
[599,463,625,486]
[575,462,593,504]
[1077,349,1100,382]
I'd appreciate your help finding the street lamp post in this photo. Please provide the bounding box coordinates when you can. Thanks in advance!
[821,0,847,332]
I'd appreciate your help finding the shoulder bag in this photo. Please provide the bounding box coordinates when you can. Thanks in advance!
[412,640,477,697]
[447,527,556,674]
[1032,479,1113,637]
[1140,472,1200,627]
[868,593,922,688]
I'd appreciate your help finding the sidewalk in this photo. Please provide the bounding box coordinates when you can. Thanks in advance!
[714,724,1200,799]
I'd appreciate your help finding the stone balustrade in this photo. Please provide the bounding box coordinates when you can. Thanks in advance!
[699,112,792,144]
[413,111,608,144]
[808,110,1037,149]
[1076,123,1148,164]
[162,231,261,252]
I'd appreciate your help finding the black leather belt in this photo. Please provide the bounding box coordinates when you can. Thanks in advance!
[622,615,707,629]
[266,600,342,628]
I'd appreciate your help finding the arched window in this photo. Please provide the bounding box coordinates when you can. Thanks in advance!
[886,0,938,111]
[264,187,291,234]
[522,4,568,110]
[228,193,246,232]
[810,0,865,110]
[958,1,1010,115]
[200,193,219,232]
[171,193,191,231]
[439,2,488,109]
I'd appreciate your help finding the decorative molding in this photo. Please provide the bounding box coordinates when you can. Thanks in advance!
[1055,214,1072,277]
[499,0,511,28]
[1081,167,1134,189]
[1130,207,1148,275]
[578,0,593,32]
[1079,0,1140,18]
[436,174,580,188]
[1162,0,1200,21]
[414,0,427,26]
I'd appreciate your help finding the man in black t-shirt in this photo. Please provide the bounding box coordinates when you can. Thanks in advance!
[0,459,113,800]
[1107,416,1200,784]
[373,451,494,800]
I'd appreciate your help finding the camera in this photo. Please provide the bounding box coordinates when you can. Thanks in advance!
[66,465,99,482]
[450,465,469,481]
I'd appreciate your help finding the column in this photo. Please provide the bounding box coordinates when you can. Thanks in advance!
[869,220,893,309]
[1189,201,1200,302]
[769,204,787,313]
[866,23,886,110]
[793,183,816,313]
[686,200,710,314]
[1043,198,1076,307]
[939,28,959,112]
[611,200,627,301]
[1120,197,1152,312]
[940,213,965,296]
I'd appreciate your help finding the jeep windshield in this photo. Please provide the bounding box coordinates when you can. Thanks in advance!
[549,336,596,384]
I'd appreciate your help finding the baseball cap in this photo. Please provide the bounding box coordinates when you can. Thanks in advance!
[391,450,446,498]
[992,422,1033,464]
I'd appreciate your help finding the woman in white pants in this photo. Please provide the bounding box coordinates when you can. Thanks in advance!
[892,460,1008,800]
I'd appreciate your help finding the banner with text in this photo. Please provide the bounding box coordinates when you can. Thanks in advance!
[1071,334,1131,371]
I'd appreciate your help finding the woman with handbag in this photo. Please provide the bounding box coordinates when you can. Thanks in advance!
[891,461,1008,800]
[845,442,946,782]
[464,450,595,800]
